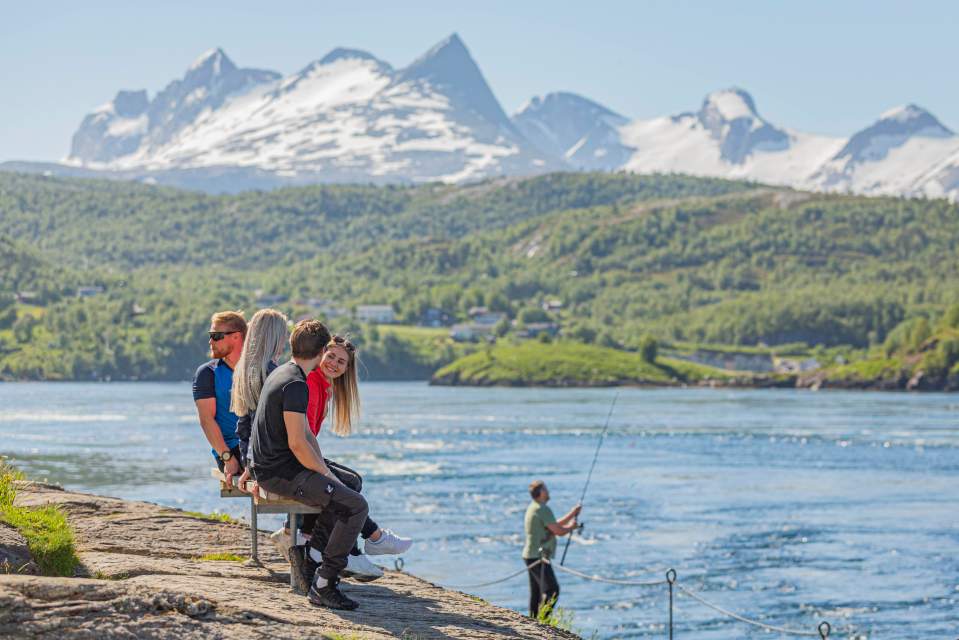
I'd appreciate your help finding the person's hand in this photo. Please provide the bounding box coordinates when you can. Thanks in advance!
[237,467,251,493]
[224,456,241,486]
[571,503,582,517]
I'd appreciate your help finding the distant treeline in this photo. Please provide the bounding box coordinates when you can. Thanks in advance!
[1,171,957,381]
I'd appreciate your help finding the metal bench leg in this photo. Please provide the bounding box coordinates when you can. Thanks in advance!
[289,511,299,590]
[249,495,260,564]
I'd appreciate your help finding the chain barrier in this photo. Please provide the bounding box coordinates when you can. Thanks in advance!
[676,582,825,637]
[442,559,543,589]
[552,562,667,587]
[426,559,833,638]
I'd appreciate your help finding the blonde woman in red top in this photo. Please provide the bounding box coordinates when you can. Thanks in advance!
[298,335,412,580]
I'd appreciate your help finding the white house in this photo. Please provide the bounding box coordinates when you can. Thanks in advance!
[357,305,396,324]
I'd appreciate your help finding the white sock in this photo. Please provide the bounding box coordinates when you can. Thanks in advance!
[309,547,322,563]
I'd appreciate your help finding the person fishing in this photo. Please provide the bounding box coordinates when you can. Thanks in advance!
[522,480,581,618]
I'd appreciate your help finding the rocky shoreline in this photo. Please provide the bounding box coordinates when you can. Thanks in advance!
[1,481,578,639]
[432,370,958,392]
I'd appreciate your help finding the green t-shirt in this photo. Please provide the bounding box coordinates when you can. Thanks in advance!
[523,500,557,559]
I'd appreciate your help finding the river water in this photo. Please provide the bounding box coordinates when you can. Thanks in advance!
[1,382,956,638]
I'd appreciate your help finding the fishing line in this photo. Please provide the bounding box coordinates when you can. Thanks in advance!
[560,391,618,565]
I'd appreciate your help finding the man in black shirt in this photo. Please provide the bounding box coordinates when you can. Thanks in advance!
[250,319,369,610]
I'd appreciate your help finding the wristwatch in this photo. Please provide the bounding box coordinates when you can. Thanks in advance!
[219,450,232,463]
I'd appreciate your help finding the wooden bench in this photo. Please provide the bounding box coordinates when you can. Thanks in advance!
[210,468,323,589]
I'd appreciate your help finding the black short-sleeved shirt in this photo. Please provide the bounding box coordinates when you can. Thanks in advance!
[250,361,310,482]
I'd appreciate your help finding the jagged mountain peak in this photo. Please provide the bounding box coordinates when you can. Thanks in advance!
[876,104,953,135]
[406,33,468,67]
[319,47,389,68]
[834,103,954,163]
[512,91,630,171]
[699,88,760,123]
[397,33,513,131]
[516,91,625,120]
[111,90,149,118]
[398,32,476,87]
[186,47,236,78]
[691,87,790,164]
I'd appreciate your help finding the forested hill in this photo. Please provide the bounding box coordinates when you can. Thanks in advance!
[1,171,957,381]
[0,172,752,270]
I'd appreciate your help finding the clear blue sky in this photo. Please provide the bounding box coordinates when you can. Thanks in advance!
[2,1,955,162]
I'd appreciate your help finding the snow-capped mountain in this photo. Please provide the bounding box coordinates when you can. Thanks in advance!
[66,35,561,185]
[70,49,280,164]
[511,92,632,170]
[8,34,955,200]
[808,105,959,198]
[619,88,844,186]
[614,89,959,200]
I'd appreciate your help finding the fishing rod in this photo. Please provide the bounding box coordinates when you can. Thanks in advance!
[560,391,618,566]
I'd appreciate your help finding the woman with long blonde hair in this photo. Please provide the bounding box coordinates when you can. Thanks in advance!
[230,308,289,470]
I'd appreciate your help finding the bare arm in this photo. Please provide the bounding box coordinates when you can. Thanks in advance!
[284,411,333,477]
[557,503,582,526]
[546,521,578,536]
[196,397,240,481]
[195,398,230,452]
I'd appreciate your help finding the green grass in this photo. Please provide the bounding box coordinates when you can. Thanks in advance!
[15,303,47,319]
[536,595,575,631]
[0,459,79,577]
[433,340,735,386]
[183,510,237,523]
[827,356,906,381]
[666,339,810,357]
[196,552,245,562]
[375,324,448,339]
[658,356,740,382]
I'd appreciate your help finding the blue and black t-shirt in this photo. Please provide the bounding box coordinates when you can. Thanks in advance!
[192,358,239,460]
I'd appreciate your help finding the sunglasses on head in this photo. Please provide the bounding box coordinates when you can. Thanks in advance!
[331,335,355,352]
[208,330,240,341]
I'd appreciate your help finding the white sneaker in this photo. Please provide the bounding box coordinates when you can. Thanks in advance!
[270,527,310,562]
[270,527,291,562]
[340,553,384,582]
[364,528,412,556]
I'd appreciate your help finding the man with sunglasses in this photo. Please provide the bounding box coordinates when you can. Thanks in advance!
[193,310,247,484]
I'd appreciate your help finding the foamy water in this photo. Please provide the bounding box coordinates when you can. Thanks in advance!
[1,382,957,638]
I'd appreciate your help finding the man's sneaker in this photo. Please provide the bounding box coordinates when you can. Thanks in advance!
[289,545,314,595]
[308,577,358,611]
[364,528,412,556]
[270,527,291,562]
[340,553,384,582]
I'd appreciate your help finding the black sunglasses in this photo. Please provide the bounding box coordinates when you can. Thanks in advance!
[208,330,240,341]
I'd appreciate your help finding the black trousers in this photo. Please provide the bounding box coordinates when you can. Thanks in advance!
[300,459,379,556]
[258,469,368,580]
[525,557,560,618]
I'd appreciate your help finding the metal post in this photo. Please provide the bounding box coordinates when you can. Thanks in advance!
[666,569,677,640]
[249,495,260,564]
[289,512,299,590]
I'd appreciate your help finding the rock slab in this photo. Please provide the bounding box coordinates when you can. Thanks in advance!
[2,482,577,639]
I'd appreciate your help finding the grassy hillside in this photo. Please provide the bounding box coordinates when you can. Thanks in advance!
[431,340,741,387]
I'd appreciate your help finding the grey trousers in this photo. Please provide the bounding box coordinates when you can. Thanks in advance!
[259,469,369,580]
